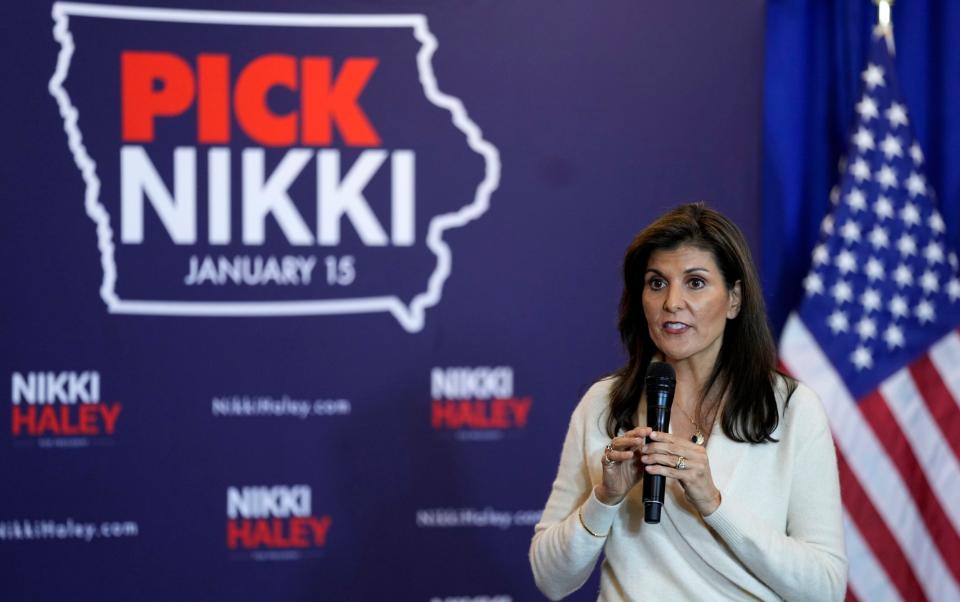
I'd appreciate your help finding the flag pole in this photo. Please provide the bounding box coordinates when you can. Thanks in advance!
[872,0,895,52]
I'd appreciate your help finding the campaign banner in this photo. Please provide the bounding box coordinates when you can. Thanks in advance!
[0,1,764,600]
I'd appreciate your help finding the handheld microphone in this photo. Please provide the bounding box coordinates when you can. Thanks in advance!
[642,361,676,524]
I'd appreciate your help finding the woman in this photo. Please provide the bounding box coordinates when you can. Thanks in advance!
[529,203,847,601]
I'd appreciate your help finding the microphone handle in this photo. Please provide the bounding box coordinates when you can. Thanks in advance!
[642,403,672,523]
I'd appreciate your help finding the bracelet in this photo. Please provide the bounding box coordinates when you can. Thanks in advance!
[578,507,608,538]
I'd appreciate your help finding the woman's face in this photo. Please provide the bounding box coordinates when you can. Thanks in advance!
[641,244,741,370]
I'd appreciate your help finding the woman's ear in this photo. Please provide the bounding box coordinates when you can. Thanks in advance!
[727,280,742,319]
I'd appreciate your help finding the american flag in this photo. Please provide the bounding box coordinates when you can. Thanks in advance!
[778,30,960,602]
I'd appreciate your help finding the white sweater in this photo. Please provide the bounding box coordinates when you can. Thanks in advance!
[529,377,847,601]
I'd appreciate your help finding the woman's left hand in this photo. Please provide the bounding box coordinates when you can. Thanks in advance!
[641,431,721,516]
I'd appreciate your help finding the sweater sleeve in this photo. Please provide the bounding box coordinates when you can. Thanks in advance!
[529,390,624,601]
[702,390,848,602]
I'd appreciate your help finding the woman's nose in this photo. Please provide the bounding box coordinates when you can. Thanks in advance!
[663,285,683,311]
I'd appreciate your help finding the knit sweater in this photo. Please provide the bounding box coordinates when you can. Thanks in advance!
[529,377,847,601]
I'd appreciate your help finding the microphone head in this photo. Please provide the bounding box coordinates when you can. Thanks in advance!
[645,361,676,383]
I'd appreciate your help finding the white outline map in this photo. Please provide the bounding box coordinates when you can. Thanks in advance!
[48,2,501,333]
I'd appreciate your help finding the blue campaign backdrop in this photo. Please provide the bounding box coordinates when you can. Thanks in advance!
[762,0,960,336]
[0,1,764,600]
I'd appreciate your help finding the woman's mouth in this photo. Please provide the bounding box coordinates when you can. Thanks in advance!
[663,321,690,333]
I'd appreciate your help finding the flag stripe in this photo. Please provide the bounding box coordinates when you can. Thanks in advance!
[837,450,924,601]
[780,314,960,601]
[842,511,903,602]
[909,355,960,457]
[859,388,960,582]
[883,364,960,532]
[929,330,960,410]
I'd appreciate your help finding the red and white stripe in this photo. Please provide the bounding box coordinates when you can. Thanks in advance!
[780,313,960,602]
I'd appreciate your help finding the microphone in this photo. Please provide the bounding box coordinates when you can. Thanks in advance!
[642,361,676,524]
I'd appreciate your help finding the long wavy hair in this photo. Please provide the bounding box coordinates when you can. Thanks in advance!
[605,202,794,443]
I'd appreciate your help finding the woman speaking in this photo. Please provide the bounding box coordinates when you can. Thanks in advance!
[529,203,847,601]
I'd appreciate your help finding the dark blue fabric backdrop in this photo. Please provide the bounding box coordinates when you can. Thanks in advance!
[762,0,960,335]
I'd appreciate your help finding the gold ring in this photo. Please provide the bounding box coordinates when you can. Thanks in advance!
[602,443,616,467]
[675,456,687,470]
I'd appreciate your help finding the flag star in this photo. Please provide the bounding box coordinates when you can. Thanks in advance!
[869,225,889,249]
[885,102,908,127]
[862,63,886,89]
[880,135,904,159]
[853,127,876,152]
[916,299,936,323]
[856,316,877,340]
[874,196,894,220]
[828,310,849,334]
[924,241,944,264]
[920,270,940,294]
[906,172,927,197]
[910,143,924,165]
[884,324,905,349]
[850,158,871,181]
[812,244,829,266]
[861,288,882,313]
[949,278,960,302]
[832,280,853,304]
[897,233,917,256]
[865,257,885,281]
[929,212,946,234]
[851,345,874,370]
[893,264,913,287]
[875,165,898,189]
[821,215,835,235]
[899,201,921,227]
[889,294,909,318]
[803,272,824,296]
[840,220,862,244]
[846,188,867,212]
[856,96,879,120]
[830,280,853,305]
[836,249,857,274]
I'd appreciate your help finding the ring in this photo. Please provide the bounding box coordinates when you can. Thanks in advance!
[602,443,616,467]
[675,456,687,470]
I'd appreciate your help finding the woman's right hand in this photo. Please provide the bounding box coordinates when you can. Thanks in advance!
[595,426,651,505]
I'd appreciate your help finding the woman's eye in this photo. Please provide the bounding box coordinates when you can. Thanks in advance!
[689,278,705,289]
[648,278,666,290]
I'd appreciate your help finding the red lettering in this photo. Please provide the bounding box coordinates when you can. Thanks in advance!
[309,516,332,546]
[227,519,251,549]
[234,54,297,146]
[11,406,36,436]
[432,399,458,429]
[431,398,532,430]
[36,406,60,435]
[58,405,80,435]
[227,518,328,549]
[197,54,230,143]
[250,518,272,548]
[302,58,380,146]
[509,397,532,427]
[99,403,123,435]
[122,51,195,142]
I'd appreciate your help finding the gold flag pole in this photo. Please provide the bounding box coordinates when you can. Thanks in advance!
[873,0,895,52]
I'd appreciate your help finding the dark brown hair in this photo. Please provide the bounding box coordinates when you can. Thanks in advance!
[606,202,794,443]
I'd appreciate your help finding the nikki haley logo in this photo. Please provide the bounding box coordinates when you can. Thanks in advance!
[430,367,532,440]
[49,3,500,332]
[226,485,331,558]
[10,371,121,447]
